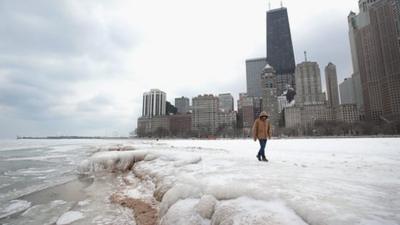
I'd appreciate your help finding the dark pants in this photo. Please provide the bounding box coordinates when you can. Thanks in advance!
[257,139,267,159]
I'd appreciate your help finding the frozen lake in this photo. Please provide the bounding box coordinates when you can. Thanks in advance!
[0,138,399,225]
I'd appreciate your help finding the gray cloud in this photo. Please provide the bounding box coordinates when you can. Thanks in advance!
[0,1,135,57]
[0,0,137,138]
[76,95,114,113]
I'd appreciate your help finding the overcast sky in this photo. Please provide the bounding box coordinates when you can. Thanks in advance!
[0,0,360,138]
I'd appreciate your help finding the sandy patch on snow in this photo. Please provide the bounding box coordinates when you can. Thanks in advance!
[110,193,158,225]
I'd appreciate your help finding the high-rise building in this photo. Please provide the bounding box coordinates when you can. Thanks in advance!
[192,95,219,136]
[285,104,331,129]
[348,12,365,115]
[336,104,360,123]
[339,78,356,104]
[266,7,296,75]
[175,97,190,114]
[142,89,166,118]
[261,64,279,128]
[237,93,254,129]
[246,58,267,97]
[237,93,262,136]
[350,71,364,115]
[349,0,400,121]
[396,0,400,38]
[369,0,400,121]
[294,61,326,106]
[217,111,237,135]
[325,63,340,108]
[218,93,234,112]
[267,7,296,96]
[285,60,331,129]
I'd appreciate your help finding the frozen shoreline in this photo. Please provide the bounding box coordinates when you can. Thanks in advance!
[77,138,400,225]
[1,138,399,225]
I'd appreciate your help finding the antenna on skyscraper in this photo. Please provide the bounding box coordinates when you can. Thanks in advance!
[280,1,283,8]
[268,1,271,10]
[304,51,308,62]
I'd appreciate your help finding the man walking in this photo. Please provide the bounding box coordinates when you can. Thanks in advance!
[252,111,272,162]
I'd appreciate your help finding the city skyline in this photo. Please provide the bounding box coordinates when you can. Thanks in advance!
[0,0,362,138]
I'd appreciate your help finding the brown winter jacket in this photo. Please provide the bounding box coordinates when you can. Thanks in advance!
[252,113,272,140]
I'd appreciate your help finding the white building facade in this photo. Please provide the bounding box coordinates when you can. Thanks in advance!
[142,89,166,118]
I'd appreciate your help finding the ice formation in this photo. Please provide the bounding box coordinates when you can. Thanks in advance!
[0,200,31,219]
[211,197,308,225]
[195,195,217,219]
[160,199,207,225]
[78,150,150,173]
[56,211,84,225]
[110,138,400,225]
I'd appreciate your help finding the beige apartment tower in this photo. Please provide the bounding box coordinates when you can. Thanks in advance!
[294,61,326,106]
[325,63,340,109]
[192,95,219,136]
[348,0,400,121]
[261,64,279,128]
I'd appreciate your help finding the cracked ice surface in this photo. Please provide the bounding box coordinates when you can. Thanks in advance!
[131,138,400,225]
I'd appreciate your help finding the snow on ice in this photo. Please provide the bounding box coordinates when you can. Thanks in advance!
[0,200,31,219]
[78,150,148,173]
[56,211,84,225]
[79,138,400,225]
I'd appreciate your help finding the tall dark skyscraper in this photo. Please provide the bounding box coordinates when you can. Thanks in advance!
[246,6,296,97]
[266,8,296,75]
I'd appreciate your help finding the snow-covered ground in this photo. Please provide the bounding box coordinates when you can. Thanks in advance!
[1,138,399,225]
[79,138,400,225]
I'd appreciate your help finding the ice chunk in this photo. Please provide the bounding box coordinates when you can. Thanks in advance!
[51,200,67,206]
[0,200,31,219]
[160,183,202,216]
[77,199,90,206]
[78,150,149,173]
[195,195,217,219]
[108,145,136,151]
[56,211,84,225]
[18,201,74,225]
[153,176,176,201]
[174,156,202,167]
[160,199,208,225]
[204,181,265,201]
[211,197,308,225]
[144,153,158,161]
